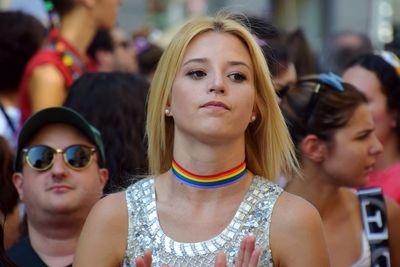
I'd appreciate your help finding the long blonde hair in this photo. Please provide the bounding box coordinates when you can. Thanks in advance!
[146,13,299,182]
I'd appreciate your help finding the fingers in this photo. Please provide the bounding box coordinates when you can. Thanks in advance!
[235,236,247,266]
[248,248,260,267]
[135,250,153,267]
[214,251,227,267]
[242,235,256,265]
[235,235,260,267]
[135,257,145,267]
[144,250,152,266]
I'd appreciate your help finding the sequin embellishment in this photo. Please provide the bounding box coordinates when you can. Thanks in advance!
[123,176,282,267]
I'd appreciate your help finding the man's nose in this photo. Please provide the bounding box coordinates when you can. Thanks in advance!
[50,154,68,179]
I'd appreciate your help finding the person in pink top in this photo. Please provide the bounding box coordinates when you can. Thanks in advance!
[343,51,400,205]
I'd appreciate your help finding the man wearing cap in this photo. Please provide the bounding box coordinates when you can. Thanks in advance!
[7,106,108,267]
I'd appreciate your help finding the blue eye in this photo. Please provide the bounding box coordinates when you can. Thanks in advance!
[228,72,247,82]
[187,70,206,80]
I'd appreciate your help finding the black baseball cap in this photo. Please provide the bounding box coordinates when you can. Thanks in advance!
[14,106,106,171]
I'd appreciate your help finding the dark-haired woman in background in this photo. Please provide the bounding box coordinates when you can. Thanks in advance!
[64,72,149,193]
[279,74,400,266]
[0,11,45,149]
[19,0,121,123]
[343,51,400,205]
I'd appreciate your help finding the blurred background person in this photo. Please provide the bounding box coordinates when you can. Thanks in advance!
[133,35,163,82]
[0,137,21,251]
[245,15,297,92]
[343,51,400,205]
[320,31,374,75]
[87,27,137,73]
[19,0,121,123]
[86,29,115,72]
[0,11,45,149]
[8,107,108,267]
[111,27,138,73]
[287,28,318,77]
[64,72,149,193]
[279,73,400,266]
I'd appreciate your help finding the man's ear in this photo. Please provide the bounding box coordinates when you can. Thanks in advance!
[300,134,326,163]
[12,173,24,201]
[98,168,109,192]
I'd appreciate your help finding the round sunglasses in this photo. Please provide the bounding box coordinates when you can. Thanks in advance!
[22,145,97,171]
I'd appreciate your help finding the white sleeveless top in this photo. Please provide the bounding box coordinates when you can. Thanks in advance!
[352,231,371,267]
[122,176,283,267]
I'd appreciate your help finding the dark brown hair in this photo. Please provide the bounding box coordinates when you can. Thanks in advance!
[279,76,367,161]
[345,53,400,152]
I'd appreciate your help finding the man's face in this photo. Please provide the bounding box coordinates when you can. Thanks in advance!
[13,124,108,218]
[111,28,138,73]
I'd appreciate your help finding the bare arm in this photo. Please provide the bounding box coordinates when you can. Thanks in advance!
[270,192,330,267]
[385,197,400,266]
[73,192,127,267]
[29,65,67,112]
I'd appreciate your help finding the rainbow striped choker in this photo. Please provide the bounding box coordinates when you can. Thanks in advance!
[171,160,247,188]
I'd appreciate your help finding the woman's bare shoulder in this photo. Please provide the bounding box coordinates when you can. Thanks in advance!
[273,191,321,228]
[270,191,330,267]
[73,191,128,267]
[95,191,127,218]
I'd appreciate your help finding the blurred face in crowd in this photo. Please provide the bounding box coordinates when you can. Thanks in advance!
[273,62,297,91]
[320,104,382,187]
[343,65,397,147]
[12,124,108,219]
[169,31,256,145]
[111,28,138,72]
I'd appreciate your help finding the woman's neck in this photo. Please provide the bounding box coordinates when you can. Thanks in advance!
[172,133,246,174]
[59,8,97,55]
[285,164,342,218]
[159,135,249,202]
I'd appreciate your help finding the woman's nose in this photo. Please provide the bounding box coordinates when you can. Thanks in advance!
[208,74,226,94]
[370,133,383,155]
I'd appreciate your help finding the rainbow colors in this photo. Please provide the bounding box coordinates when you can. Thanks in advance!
[172,160,247,188]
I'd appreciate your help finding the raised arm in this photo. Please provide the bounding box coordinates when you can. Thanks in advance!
[29,65,67,112]
[73,192,128,267]
[270,192,330,267]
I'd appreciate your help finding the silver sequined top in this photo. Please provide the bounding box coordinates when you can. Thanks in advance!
[123,176,283,267]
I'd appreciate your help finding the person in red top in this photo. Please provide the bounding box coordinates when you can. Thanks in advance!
[19,0,121,123]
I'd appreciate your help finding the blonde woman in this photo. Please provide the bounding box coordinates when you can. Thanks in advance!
[74,14,329,267]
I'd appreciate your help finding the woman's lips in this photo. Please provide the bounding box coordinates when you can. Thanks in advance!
[201,101,230,110]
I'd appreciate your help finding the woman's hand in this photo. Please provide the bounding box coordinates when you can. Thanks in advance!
[215,235,260,267]
[135,250,153,267]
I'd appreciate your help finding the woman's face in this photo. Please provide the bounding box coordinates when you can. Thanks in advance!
[343,66,396,147]
[169,31,256,145]
[321,104,382,187]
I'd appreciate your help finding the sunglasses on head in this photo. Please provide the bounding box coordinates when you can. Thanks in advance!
[278,73,344,122]
[22,145,96,171]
